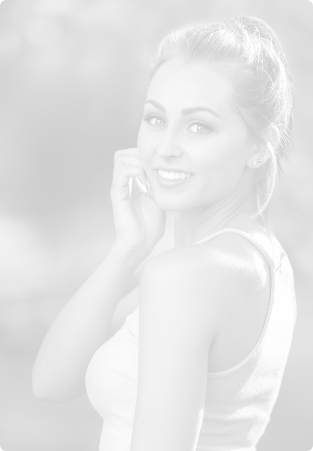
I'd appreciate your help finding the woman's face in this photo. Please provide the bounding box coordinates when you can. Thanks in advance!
[137,59,257,211]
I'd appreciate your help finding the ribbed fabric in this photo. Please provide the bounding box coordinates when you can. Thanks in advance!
[85,228,297,451]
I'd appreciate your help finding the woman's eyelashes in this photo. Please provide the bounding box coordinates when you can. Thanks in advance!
[143,114,212,134]
[143,114,167,127]
[188,121,212,134]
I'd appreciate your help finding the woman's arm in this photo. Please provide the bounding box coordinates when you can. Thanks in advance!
[32,147,166,403]
[130,246,220,451]
[130,239,261,451]
[32,243,144,402]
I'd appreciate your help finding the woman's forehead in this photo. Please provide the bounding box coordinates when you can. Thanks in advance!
[149,59,230,88]
[146,59,235,116]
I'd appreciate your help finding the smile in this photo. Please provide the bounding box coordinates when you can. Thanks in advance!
[155,169,194,188]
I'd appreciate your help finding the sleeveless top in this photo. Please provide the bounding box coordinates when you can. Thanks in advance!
[85,228,297,451]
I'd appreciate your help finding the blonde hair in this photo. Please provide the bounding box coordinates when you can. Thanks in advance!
[149,17,295,219]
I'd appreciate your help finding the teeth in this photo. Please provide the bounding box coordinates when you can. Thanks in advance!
[158,170,192,180]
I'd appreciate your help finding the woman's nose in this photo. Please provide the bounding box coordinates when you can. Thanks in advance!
[156,129,183,159]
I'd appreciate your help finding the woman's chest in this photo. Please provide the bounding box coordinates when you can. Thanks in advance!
[85,324,138,419]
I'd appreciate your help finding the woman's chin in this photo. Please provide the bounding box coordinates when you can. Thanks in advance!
[152,192,194,212]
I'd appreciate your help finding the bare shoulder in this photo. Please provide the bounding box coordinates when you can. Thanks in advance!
[201,230,271,285]
[193,231,272,308]
[139,231,271,349]
[141,230,270,299]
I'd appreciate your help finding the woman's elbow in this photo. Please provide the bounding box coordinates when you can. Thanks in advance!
[31,366,84,403]
[31,371,65,402]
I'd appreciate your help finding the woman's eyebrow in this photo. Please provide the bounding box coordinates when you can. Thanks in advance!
[145,99,166,112]
[145,99,221,120]
[181,106,221,120]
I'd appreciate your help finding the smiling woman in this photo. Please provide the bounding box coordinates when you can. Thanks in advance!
[138,60,257,216]
[32,16,297,451]
[143,18,294,222]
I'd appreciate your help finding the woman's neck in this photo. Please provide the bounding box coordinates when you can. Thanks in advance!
[173,194,266,248]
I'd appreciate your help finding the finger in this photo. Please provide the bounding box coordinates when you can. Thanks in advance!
[113,148,139,164]
[113,155,143,182]
[114,148,139,157]
[135,166,148,187]
[135,176,148,194]
[111,165,142,201]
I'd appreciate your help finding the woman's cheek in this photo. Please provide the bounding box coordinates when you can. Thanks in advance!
[138,127,153,153]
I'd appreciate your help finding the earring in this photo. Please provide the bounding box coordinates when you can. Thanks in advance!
[252,158,263,166]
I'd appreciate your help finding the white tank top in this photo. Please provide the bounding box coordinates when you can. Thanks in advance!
[85,228,297,451]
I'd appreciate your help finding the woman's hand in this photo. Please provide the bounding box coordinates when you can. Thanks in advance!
[110,148,166,260]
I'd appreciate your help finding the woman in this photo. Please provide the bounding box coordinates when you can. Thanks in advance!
[32,16,297,451]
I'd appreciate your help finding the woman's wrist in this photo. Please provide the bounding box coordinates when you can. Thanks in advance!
[109,242,148,274]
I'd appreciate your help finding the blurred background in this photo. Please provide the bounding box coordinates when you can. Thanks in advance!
[0,0,312,450]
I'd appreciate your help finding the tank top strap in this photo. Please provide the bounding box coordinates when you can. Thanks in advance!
[192,227,276,268]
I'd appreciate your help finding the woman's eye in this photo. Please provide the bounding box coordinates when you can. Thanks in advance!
[188,122,211,134]
[144,115,166,127]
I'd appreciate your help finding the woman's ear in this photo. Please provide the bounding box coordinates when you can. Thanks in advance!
[246,125,280,169]
[266,125,280,150]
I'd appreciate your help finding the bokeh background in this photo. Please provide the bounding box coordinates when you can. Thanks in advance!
[0,0,312,450]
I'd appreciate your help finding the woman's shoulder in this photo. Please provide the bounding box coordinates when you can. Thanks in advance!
[140,226,271,319]
[139,229,271,351]
[144,224,271,282]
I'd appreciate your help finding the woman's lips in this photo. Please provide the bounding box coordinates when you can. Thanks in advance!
[154,169,194,188]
